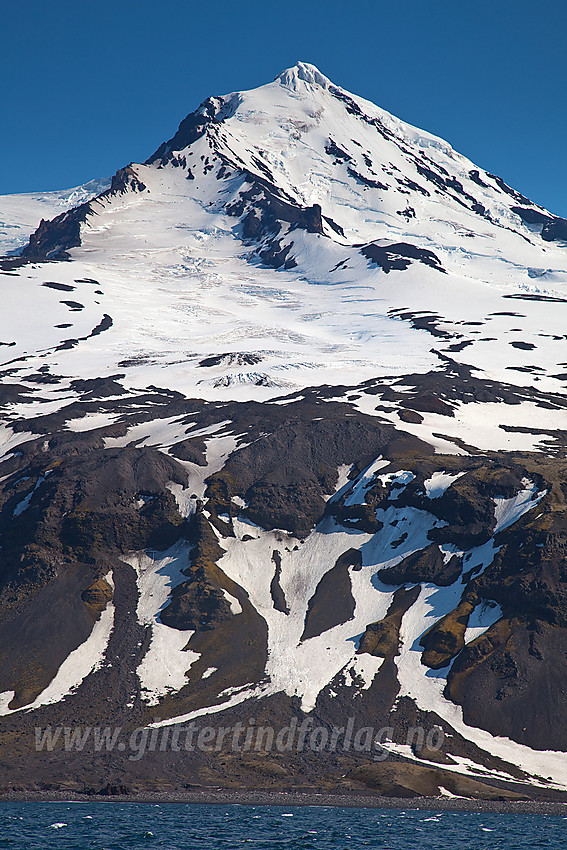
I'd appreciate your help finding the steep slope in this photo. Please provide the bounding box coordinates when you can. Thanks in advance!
[1,63,567,799]
[0,178,110,257]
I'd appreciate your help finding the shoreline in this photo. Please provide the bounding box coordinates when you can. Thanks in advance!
[1,790,567,816]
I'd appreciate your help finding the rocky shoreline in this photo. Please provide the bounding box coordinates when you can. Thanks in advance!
[1,789,567,816]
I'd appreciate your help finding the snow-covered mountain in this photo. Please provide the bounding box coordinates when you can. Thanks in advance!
[1,62,567,799]
[0,177,110,257]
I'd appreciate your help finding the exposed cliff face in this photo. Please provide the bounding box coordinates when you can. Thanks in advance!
[19,165,148,260]
[1,62,567,799]
[20,202,92,260]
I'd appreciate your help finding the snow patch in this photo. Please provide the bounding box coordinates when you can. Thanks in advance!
[493,479,547,533]
[424,471,466,499]
[346,653,384,691]
[124,543,199,706]
[464,602,503,644]
[222,589,242,615]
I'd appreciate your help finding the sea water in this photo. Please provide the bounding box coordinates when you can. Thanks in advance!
[0,802,565,848]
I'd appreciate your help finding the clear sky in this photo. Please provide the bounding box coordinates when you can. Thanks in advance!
[2,0,566,216]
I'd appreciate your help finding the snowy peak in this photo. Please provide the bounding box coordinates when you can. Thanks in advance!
[20,59,567,268]
[18,60,567,271]
[6,62,567,405]
[275,61,332,90]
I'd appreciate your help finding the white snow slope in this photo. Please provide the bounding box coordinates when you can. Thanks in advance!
[0,178,110,256]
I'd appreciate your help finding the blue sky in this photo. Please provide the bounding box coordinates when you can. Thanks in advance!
[2,0,566,216]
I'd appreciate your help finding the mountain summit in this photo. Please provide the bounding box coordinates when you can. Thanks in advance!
[14,61,567,398]
[276,60,333,88]
[1,65,567,799]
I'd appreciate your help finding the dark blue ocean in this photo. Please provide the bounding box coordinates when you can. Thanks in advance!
[0,802,565,848]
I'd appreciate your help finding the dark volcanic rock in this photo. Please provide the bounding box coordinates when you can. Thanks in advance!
[360,242,444,274]
[358,585,421,658]
[20,166,146,260]
[511,206,552,226]
[378,544,462,587]
[42,281,75,292]
[225,175,327,268]
[7,66,567,800]
[0,566,104,709]
[159,513,229,631]
[487,172,533,205]
[199,352,263,368]
[21,203,92,260]
[389,309,454,341]
[170,437,207,466]
[146,95,240,164]
[301,549,361,640]
[476,502,567,627]
[329,498,384,533]
[270,550,289,614]
[511,205,567,242]
[324,138,352,162]
[349,761,523,800]
[108,165,146,194]
[446,619,567,751]
[208,413,427,538]
[0,433,188,707]
[347,166,389,191]
[427,466,525,548]
[542,217,567,242]
[420,587,482,669]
